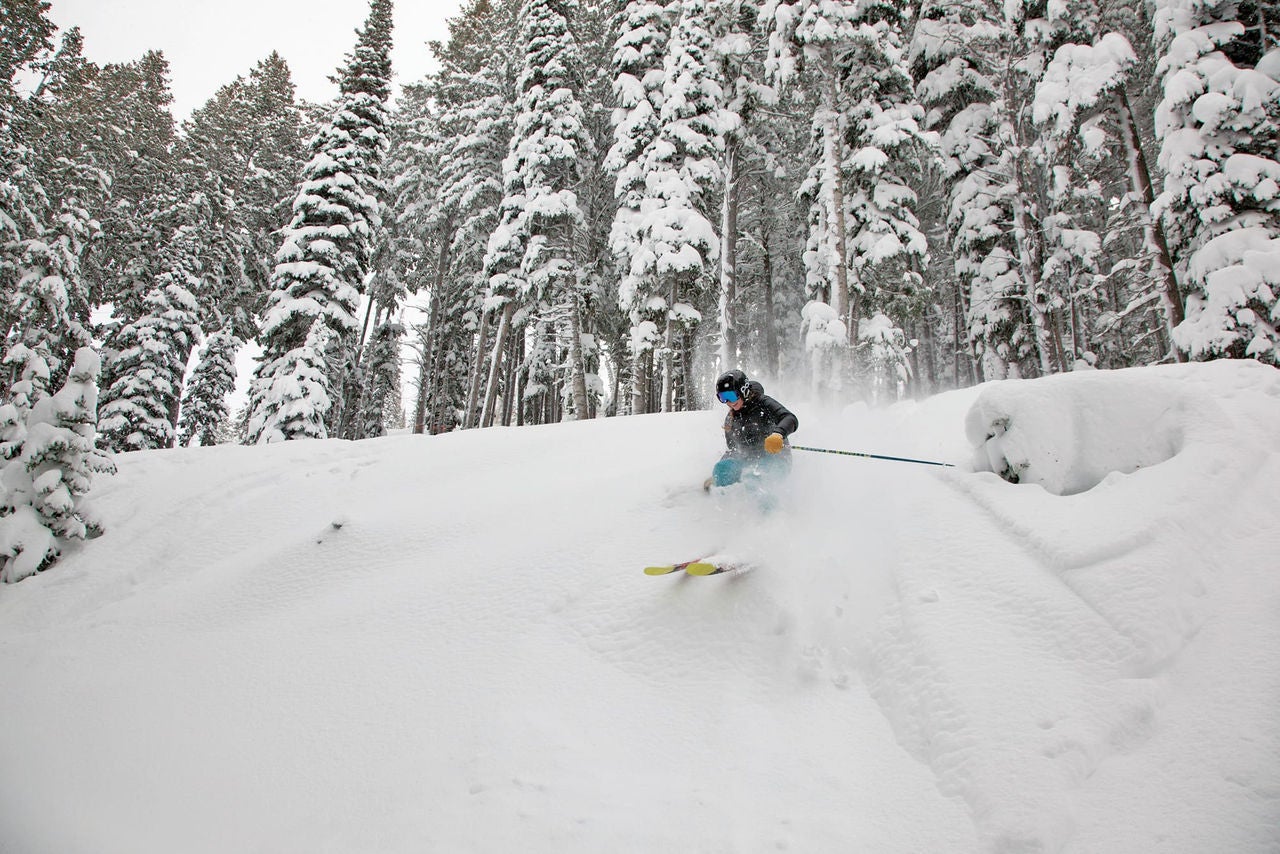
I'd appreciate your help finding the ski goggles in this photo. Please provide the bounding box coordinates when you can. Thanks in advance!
[717,390,740,404]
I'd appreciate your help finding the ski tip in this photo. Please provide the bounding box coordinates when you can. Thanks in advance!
[684,562,723,576]
[644,565,679,576]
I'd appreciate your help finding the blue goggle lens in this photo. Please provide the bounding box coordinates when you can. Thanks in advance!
[717,390,740,403]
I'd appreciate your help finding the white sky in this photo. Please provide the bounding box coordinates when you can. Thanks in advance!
[45,0,468,120]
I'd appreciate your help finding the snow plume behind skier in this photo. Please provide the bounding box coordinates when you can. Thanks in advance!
[706,370,799,503]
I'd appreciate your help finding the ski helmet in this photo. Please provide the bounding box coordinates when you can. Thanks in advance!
[716,370,748,396]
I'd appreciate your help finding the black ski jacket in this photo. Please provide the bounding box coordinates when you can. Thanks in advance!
[722,381,799,460]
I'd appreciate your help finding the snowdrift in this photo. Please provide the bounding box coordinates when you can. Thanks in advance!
[1,361,1277,854]
[966,359,1280,494]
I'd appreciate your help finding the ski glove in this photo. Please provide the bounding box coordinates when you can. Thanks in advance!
[764,433,784,454]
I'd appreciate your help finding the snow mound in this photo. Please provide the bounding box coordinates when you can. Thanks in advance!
[965,360,1280,494]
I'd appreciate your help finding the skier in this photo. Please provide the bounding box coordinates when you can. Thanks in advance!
[706,369,799,494]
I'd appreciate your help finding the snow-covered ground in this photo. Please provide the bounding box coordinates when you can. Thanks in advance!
[2,361,1278,854]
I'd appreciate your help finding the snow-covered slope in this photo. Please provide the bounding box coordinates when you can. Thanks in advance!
[1,361,1278,854]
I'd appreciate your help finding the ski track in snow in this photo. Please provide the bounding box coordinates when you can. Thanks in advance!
[2,363,1279,853]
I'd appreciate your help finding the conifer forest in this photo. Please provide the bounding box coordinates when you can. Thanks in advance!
[0,0,1277,576]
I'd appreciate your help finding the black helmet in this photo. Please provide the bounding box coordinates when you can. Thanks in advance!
[716,370,747,396]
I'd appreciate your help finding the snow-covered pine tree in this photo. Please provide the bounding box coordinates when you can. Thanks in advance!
[837,0,929,394]
[425,0,523,431]
[620,0,724,412]
[0,2,56,328]
[0,16,119,559]
[1,24,108,348]
[763,0,928,394]
[383,82,440,435]
[236,53,307,320]
[246,318,336,443]
[0,347,115,583]
[761,0,858,329]
[1030,16,1172,368]
[0,0,56,88]
[353,316,403,439]
[1153,0,1280,364]
[180,53,304,341]
[732,101,810,379]
[857,311,912,403]
[83,51,179,331]
[98,257,203,451]
[246,0,394,442]
[910,0,1049,381]
[608,0,674,413]
[4,191,98,413]
[177,324,239,446]
[478,0,593,426]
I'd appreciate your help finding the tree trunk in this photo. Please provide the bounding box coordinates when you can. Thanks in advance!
[515,336,527,427]
[1049,307,1069,369]
[415,222,453,433]
[1113,86,1185,360]
[630,349,645,415]
[412,292,440,434]
[610,346,622,416]
[719,140,740,371]
[918,312,937,395]
[506,324,521,426]
[1010,164,1055,376]
[480,302,515,428]
[464,307,491,429]
[762,229,778,375]
[566,291,590,420]
[660,281,676,413]
[822,63,851,333]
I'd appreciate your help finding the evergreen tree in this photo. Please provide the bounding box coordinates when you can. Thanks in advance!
[0,347,114,583]
[85,51,178,323]
[4,189,97,411]
[387,0,524,434]
[478,0,593,425]
[98,269,203,451]
[177,325,239,446]
[355,318,403,438]
[764,0,931,393]
[1031,22,1173,368]
[651,0,723,411]
[426,0,523,430]
[910,0,1048,381]
[1153,0,1280,363]
[0,0,56,87]
[246,318,336,443]
[246,0,394,442]
[179,52,304,340]
[0,9,116,581]
[615,0,724,413]
[0,1,57,327]
[608,0,674,413]
[763,0,860,326]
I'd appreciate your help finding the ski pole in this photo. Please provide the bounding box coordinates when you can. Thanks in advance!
[791,445,955,468]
